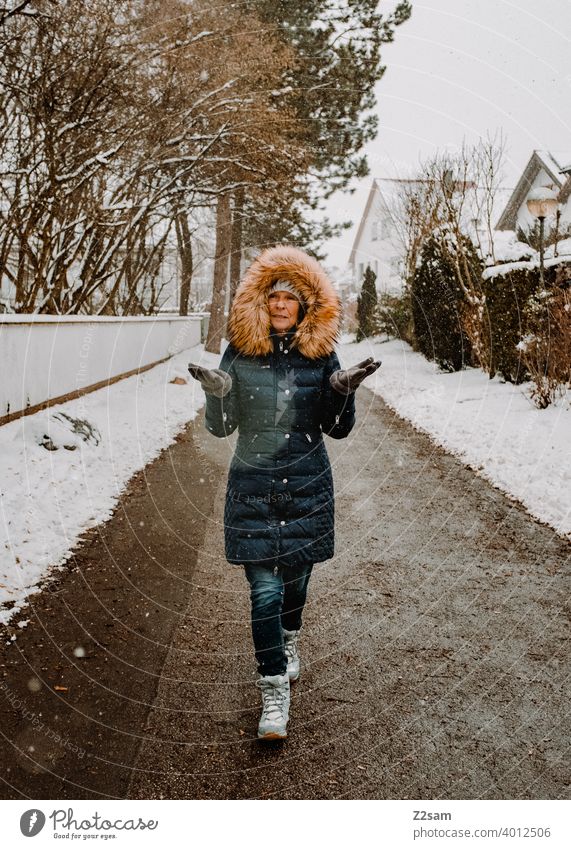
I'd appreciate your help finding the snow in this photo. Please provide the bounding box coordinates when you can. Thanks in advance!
[2,334,570,627]
[545,237,571,259]
[339,337,571,541]
[0,344,213,626]
[535,150,571,178]
[489,230,536,264]
[483,251,571,279]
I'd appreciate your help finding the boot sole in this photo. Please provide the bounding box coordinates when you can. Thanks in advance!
[258,731,287,740]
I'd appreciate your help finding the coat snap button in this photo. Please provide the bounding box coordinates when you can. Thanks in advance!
[280,520,286,525]
[283,478,288,483]
[285,389,290,395]
[284,433,290,439]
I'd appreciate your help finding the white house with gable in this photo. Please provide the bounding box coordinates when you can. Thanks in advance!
[495,149,571,238]
[349,178,409,294]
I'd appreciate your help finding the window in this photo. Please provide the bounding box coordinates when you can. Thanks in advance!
[389,256,401,274]
[371,220,378,241]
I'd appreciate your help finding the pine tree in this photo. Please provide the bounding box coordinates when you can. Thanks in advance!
[356,265,378,342]
[240,1,412,247]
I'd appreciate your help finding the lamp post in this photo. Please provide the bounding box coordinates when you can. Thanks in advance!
[526,186,559,287]
[553,204,562,258]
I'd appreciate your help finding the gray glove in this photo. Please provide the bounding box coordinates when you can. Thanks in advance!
[188,363,232,398]
[329,357,381,395]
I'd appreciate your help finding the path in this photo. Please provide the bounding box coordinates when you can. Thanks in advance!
[1,390,569,799]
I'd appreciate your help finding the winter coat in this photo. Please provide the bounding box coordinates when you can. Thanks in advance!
[205,245,355,568]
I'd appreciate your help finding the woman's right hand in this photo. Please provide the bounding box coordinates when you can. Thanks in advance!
[188,363,232,398]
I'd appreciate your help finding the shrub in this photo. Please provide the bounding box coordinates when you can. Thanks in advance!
[481,264,548,383]
[411,234,472,371]
[376,290,415,345]
[520,266,571,407]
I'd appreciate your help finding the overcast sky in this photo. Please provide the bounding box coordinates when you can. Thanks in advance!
[323,0,571,268]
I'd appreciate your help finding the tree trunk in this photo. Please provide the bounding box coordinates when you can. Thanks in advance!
[227,187,244,333]
[175,210,193,316]
[205,192,231,354]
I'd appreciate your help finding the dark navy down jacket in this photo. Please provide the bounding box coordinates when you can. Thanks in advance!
[205,330,356,568]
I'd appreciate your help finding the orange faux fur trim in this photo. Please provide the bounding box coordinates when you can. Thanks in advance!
[228,245,341,359]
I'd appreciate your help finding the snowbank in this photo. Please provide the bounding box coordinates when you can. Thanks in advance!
[3,335,569,627]
[0,345,212,626]
[339,338,571,540]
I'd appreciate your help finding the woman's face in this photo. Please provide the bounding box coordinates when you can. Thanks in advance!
[268,290,300,334]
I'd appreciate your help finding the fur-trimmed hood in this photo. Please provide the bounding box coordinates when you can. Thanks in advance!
[228,245,341,359]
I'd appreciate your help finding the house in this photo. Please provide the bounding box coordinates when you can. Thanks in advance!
[349,178,409,294]
[495,150,571,236]
[349,175,519,289]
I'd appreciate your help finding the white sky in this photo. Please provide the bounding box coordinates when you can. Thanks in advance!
[323,0,571,268]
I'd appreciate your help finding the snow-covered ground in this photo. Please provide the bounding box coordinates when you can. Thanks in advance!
[340,337,571,541]
[2,336,569,628]
[0,345,217,626]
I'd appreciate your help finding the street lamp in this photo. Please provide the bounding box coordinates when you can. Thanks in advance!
[526,186,559,286]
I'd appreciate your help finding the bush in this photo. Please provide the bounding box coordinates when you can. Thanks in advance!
[411,234,472,371]
[520,266,571,407]
[481,265,543,383]
[376,290,415,345]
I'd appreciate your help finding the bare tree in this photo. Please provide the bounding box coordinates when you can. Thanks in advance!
[387,137,506,369]
[471,130,507,266]
[387,177,443,288]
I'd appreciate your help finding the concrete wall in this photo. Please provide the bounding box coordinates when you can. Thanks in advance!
[0,315,201,419]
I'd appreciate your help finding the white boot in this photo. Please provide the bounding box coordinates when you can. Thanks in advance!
[283,628,301,682]
[256,672,290,740]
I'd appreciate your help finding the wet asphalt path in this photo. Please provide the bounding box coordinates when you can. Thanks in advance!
[125,389,571,800]
[1,388,569,799]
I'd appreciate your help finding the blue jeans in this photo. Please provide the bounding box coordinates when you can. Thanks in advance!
[244,563,314,677]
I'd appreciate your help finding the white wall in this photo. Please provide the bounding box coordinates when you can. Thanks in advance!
[351,185,404,294]
[0,315,201,418]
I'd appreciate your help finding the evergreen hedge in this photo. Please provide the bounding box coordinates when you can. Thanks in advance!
[481,265,550,383]
[411,234,473,371]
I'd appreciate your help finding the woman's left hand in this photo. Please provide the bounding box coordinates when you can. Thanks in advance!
[188,363,232,397]
[329,357,381,395]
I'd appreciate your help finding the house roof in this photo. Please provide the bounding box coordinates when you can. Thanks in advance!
[496,150,571,231]
[559,177,571,205]
[349,179,380,266]
[348,177,431,265]
[350,176,514,264]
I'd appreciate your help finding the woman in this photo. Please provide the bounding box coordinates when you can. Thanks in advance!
[189,245,380,740]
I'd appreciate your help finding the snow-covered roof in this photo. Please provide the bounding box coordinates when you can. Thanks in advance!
[535,150,571,176]
[496,150,571,231]
[349,179,380,265]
